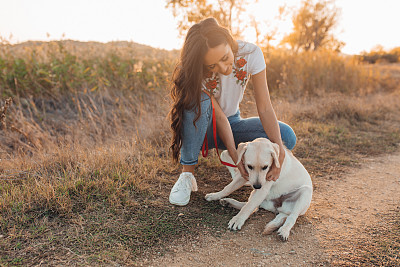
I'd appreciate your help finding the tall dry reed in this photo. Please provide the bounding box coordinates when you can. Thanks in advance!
[264,48,398,98]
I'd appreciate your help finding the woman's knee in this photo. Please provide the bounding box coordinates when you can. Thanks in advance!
[279,122,297,150]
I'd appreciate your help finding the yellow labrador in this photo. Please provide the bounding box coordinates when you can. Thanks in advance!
[205,138,313,241]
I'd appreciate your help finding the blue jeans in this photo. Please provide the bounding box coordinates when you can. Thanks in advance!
[180,92,297,165]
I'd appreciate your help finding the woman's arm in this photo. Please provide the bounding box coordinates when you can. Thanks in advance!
[252,69,285,181]
[211,96,248,179]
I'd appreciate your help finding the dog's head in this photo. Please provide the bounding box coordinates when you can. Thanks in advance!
[236,138,280,190]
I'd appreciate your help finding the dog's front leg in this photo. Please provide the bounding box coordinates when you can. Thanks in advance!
[228,182,273,230]
[205,173,247,201]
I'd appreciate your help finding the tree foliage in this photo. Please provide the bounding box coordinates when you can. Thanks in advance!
[359,46,400,64]
[165,0,248,38]
[281,0,343,52]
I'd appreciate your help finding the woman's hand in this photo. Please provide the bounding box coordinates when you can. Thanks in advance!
[266,164,281,181]
[252,70,286,182]
[237,160,249,180]
[266,146,285,181]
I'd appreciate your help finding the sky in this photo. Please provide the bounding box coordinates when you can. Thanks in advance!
[1,0,399,55]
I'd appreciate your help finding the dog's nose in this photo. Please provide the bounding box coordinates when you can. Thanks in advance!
[253,184,262,189]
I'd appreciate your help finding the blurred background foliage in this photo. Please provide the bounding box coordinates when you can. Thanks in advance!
[1,0,397,100]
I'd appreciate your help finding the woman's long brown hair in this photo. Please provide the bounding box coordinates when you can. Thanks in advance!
[169,18,238,163]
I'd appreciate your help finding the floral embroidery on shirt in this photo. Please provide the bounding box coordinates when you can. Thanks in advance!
[233,57,248,86]
[203,56,248,95]
[236,58,247,68]
[203,72,220,97]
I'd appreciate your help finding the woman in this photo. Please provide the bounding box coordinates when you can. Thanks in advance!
[169,18,296,206]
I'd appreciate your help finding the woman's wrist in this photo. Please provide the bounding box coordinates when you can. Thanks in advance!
[227,146,238,164]
[279,145,285,155]
[278,145,285,164]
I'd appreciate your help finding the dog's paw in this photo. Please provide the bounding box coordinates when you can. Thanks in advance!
[219,198,229,206]
[262,224,276,235]
[205,192,221,201]
[228,215,246,231]
[277,226,290,241]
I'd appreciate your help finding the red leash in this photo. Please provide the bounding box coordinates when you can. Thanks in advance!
[201,92,237,168]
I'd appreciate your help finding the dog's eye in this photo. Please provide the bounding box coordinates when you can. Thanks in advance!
[247,165,253,170]
[262,165,269,170]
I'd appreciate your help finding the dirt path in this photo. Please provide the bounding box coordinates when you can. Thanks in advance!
[143,150,400,266]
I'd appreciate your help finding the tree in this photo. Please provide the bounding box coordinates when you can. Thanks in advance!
[281,0,343,52]
[165,0,248,38]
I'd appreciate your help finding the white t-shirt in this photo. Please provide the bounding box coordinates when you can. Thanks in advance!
[203,41,266,117]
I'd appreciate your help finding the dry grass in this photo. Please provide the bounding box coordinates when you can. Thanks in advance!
[2,89,399,265]
[1,41,400,265]
[340,207,400,266]
[0,87,172,212]
[264,49,398,98]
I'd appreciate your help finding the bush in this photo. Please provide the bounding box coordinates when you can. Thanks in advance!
[0,41,178,98]
[358,46,400,64]
[264,48,383,98]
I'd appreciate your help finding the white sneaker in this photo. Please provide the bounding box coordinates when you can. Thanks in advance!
[169,172,198,206]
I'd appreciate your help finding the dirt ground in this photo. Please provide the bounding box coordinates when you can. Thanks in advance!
[141,148,400,266]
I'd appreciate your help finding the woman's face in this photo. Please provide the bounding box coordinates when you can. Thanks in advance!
[203,43,234,76]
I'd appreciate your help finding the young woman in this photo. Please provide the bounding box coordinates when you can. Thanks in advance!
[168,18,296,206]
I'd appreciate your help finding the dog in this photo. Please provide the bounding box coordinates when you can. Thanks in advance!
[205,138,312,241]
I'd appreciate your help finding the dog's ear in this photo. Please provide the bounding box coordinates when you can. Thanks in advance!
[236,142,248,165]
[271,143,280,168]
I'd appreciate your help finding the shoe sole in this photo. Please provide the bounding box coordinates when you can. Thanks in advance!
[169,197,189,206]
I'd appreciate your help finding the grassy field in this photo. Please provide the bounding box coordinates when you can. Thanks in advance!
[1,41,400,265]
